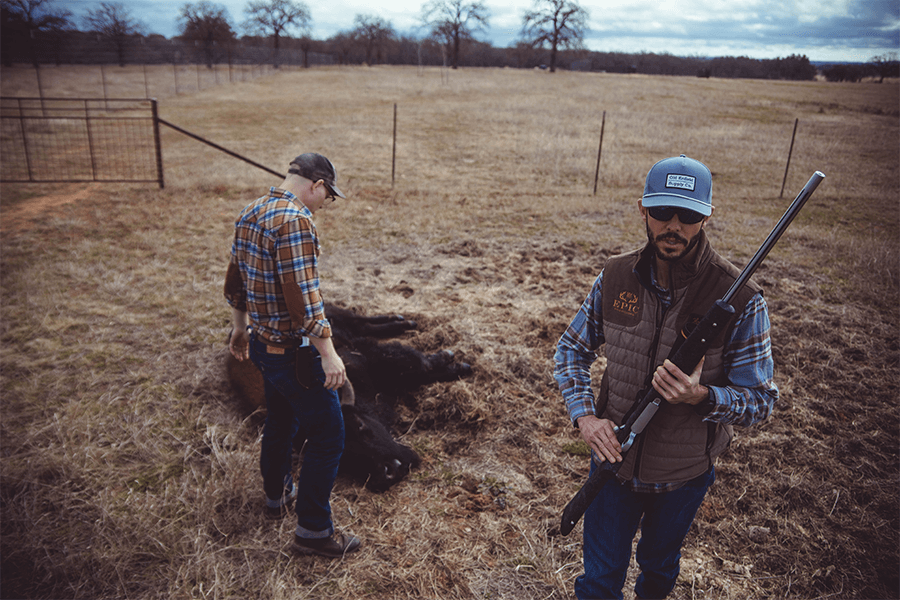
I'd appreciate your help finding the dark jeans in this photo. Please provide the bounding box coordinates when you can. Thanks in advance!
[575,462,715,600]
[249,335,344,539]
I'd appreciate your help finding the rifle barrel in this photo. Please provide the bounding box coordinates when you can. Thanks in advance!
[722,171,825,305]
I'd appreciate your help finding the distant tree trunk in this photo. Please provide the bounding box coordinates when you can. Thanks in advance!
[273,32,280,68]
[116,39,126,66]
[205,31,214,68]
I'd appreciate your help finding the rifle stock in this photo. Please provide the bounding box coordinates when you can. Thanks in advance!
[558,171,825,536]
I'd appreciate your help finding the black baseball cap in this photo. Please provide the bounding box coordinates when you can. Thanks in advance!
[289,153,345,198]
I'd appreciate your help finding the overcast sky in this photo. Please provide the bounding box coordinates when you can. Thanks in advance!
[54,0,899,63]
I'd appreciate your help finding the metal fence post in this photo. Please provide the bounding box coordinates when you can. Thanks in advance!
[101,64,109,110]
[392,103,397,188]
[17,98,35,181]
[780,118,799,198]
[151,99,165,189]
[35,65,46,116]
[593,110,606,195]
[85,99,98,180]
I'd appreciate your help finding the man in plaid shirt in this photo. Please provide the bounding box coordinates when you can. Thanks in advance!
[554,155,778,599]
[225,153,360,558]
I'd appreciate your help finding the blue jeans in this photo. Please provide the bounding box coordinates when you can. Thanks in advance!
[249,335,344,539]
[575,462,715,600]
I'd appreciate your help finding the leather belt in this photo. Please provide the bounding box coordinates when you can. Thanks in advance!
[259,335,310,354]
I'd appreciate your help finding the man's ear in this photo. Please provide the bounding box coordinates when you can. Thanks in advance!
[702,205,715,227]
[638,199,648,221]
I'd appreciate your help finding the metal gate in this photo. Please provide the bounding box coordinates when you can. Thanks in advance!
[1,97,164,188]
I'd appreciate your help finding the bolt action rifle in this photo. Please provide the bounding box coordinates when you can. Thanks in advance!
[559,171,826,536]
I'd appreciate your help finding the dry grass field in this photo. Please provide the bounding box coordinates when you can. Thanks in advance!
[1,65,898,600]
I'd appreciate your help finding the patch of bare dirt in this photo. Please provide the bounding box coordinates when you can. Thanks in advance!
[0,183,100,233]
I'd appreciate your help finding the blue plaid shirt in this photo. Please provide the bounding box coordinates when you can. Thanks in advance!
[224,187,331,345]
[554,266,778,491]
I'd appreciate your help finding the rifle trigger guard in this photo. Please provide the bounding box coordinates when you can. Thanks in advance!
[614,426,636,453]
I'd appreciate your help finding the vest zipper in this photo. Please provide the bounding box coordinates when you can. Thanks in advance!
[647,261,677,377]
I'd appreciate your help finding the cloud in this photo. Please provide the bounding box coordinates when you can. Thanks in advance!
[52,0,900,61]
[576,0,898,59]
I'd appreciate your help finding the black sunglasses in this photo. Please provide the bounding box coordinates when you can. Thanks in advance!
[647,206,705,224]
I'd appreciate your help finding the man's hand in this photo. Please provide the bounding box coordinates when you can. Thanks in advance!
[229,309,250,361]
[319,351,346,391]
[229,327,249,361]
[652,357,708,405]
[577,415,623,464]
[310,336,346,391]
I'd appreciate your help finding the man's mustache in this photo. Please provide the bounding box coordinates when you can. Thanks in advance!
[656,233,688,245]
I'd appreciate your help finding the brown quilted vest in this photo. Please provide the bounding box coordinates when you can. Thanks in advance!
[598,230,761,484]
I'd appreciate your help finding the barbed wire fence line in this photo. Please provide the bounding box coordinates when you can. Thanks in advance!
[0,91,817,197]
[0,92,293,189]
[0,37,334,190]
[2,33,335,100]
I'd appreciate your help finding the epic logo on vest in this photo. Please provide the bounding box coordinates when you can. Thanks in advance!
[612,291,640,316]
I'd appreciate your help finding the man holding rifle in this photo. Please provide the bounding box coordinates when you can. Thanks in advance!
[554,155,779,599]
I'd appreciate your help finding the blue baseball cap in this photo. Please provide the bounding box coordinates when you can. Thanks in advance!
[642,155,712,216]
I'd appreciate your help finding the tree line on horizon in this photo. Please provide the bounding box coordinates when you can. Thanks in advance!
[2,0,897,82]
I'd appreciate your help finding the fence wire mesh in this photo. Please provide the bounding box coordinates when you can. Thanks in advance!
[1,97,162,186]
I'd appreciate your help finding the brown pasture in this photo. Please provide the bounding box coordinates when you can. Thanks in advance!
[0,65,897,599]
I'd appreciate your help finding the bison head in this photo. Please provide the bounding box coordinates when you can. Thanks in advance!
[339,392,421,493]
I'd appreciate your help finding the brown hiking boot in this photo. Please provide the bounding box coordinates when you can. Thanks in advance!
[291,533,361,558]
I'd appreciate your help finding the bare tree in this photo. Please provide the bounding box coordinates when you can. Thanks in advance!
[351,14,395,65]
[178,1,235,68]
[243,0,310,68]
[1,0,72,66]
[327,31,354,65]
[520,0,588,73]
[421,0,489,69]
[83,1,145,66]
[870,52,899,83]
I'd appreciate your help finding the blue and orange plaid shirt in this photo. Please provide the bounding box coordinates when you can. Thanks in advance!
[224,187,332,345]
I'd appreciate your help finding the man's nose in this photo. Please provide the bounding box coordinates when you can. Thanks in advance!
[665,214,684,228]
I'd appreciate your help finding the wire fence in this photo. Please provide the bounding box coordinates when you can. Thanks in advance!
[1,62,315,102]
[2,32,334,69]
[1,97,163,187]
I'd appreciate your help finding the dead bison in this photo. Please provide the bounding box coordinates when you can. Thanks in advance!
[226,304,472,492]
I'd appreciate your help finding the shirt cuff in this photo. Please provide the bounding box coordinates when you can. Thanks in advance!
[696,386,723,419]
[568,402,596,428]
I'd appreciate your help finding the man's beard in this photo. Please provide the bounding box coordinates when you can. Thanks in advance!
[646,224,701,262]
